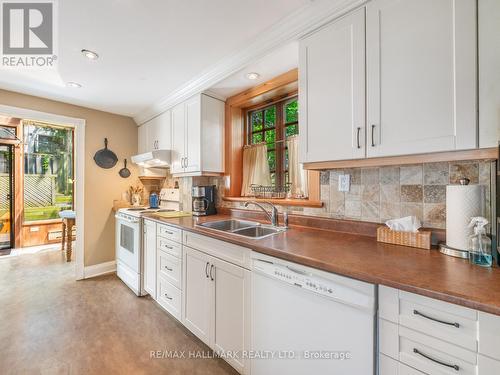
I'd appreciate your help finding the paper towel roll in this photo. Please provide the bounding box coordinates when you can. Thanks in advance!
[446,185,484,250]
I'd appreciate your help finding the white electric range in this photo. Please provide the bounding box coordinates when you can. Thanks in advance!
[115,189,180,296]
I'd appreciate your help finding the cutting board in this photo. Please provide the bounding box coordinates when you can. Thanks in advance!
[153,211,192,219]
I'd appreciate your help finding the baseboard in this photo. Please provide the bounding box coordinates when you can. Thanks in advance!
[83,260,116,279]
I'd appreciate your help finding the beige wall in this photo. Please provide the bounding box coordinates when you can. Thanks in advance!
[0,89,138,267]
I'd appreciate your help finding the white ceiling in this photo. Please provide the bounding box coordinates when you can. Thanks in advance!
[0,0,310,117]
[208,42,299,99]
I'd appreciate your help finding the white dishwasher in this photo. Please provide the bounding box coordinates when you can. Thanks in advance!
[251,253,376,375]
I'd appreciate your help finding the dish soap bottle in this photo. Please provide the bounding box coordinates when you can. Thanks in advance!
[468,217,492,267]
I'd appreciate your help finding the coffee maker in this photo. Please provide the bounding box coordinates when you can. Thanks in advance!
[192,185,217,216]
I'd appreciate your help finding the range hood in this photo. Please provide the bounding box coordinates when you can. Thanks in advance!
[131,150,171,168]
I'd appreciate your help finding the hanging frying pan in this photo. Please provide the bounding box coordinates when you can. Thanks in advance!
[94,138,118,169]
[119,159,131,178]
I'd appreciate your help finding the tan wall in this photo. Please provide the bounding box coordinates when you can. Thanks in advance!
[0,89,138,266]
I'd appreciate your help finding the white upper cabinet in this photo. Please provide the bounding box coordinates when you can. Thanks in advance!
[299,8,366,163]
[171,102,185,174]
[478,0,500,147]
[170,93,224,176]
[184,95,202,173]
[137,123,148,154]
[299,0,478,164]
[366,0,477,157]
[137,110,172,153]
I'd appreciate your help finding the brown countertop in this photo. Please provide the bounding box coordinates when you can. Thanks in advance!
[143,213,500,316]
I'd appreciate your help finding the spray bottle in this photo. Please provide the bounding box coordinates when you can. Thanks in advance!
[468,217,492,267]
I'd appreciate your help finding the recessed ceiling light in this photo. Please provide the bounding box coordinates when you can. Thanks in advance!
[67,82,82,88]
[246,72,260,80]
[81,49,99,60]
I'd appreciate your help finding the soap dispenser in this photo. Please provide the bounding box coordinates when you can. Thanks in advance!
[468,217,492,267]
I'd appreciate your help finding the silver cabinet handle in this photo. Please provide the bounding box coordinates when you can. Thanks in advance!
[184,157,188,168]
[413,348,459,371]
[356,127,361,149]
[413,309,460,328]
[205,262,210,278]
[164,293,173,300]
[210,264,215,281]
[371,124,376,147]
[164,265,173,272]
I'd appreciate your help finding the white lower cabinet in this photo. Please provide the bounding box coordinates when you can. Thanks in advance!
[153,223,183,321]
[157,275,182,320]
[143,219,157,298]
[183,246,212,345]
[182,244,251,374]
[378,285,500,375]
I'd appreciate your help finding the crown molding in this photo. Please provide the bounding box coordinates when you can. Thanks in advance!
[134,0,366,125]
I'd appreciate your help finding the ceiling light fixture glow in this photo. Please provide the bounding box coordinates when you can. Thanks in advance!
[81,49,99,60]
[67,82,82,88]
[246,72,260,80]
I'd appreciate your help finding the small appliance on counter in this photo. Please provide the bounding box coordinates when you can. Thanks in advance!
[192,185,216,216]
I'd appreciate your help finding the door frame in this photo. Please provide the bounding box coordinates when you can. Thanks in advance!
[0,105,85,280]
[0,143,15,250]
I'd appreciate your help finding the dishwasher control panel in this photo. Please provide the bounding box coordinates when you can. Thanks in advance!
[254,260,335,298]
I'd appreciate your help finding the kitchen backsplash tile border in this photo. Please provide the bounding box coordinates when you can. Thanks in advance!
[211,160,494,230]
[151,159,494,231]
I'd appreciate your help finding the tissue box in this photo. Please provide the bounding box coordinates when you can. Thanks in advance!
[377,227,431,250]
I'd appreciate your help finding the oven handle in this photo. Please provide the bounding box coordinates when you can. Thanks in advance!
[115,214,139,224]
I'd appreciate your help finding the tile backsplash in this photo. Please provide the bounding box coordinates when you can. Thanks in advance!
[316,160,493,229]
[216,160,494,230]
[152,159,494,231]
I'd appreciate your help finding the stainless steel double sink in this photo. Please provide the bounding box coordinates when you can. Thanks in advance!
[197,219,286,239]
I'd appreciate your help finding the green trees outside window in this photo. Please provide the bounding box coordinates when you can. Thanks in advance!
[23,122,74,221]
[247,97,298,187]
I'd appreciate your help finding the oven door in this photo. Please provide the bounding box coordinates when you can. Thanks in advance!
[115,215,140,273]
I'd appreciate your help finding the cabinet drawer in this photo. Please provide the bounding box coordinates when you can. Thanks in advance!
[399,291,477,352]
[379,354,426,375]
[184,231,251,269]
[157,277,181,320]
[158,237,182,259]
[399,326,477,375]
[158,250,181,289]
[158,224,182,243]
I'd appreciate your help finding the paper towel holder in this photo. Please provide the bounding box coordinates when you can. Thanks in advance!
[439,176,474,258]
[438,243,469,259]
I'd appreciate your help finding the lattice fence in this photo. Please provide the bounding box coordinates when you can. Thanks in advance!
[0,173,56,209]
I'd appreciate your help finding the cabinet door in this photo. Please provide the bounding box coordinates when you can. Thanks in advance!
[184,95,201,173]
[143,219,156,298]
[299,8,366,163]
[366,0,477,157]
[150,110,172,150]
[171,102,185,174]
[182,246,212,345]
[137,123,148,154]
[211,257,250,374]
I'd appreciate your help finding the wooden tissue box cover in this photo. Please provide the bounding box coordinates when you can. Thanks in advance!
[377,227,431,250]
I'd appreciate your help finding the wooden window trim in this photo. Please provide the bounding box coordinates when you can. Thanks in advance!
[223,68,322,208]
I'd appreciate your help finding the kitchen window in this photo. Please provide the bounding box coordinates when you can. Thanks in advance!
[246,96,298,188]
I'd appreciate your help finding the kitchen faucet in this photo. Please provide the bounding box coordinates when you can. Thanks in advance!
[244,201,285,227]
